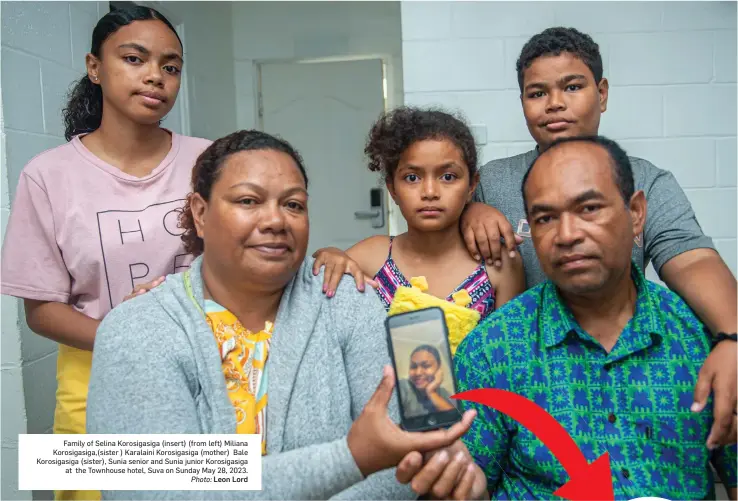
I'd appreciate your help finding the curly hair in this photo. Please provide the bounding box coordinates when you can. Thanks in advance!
[62,6,181,141]
[516,27,603,93]
[365,106,478,182]
[179,130,308,256]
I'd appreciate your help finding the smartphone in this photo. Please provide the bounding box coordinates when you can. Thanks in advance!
[385,307,462,432]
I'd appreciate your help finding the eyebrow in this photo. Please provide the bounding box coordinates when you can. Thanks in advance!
[402,163,459,171]
[524,73,588,92]
[229,181,308,197]
[118,43,183,63]
[528,189,605,216]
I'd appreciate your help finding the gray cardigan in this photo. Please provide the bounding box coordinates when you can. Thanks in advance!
[87,255,416,500]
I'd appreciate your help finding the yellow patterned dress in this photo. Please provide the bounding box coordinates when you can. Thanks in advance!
[204,300,271,455]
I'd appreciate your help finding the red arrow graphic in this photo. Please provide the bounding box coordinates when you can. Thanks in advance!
[452,388,615,501]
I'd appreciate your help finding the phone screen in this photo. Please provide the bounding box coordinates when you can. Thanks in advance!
[386,308,460,430]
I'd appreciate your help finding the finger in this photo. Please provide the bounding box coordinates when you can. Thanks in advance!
[514,233,524,245]
[366,365,396,411]
[409,449,450,495]
[326,263,343,298]
[349,266,366,292]
[472,226,491,264]
[485,224,502,267]
[312,254,326,276]
[462,225,481,261]
[707,387,735,448]
[451,463,477,501]
[691,367,713,413]
[430,450,469,500]
[323,263,337,295]
[408,410,476,452]
[499,220,518,258]
[395,451,424,484]
[365,278,379,289]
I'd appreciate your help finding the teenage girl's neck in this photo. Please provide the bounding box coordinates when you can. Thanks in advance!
[402,223,466,262]
[85,112,171,167]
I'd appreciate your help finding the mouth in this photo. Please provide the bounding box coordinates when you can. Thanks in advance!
[136,90,167,106]
[250,242,292,256]
[417,206,444,217]
[540,118,574,132]
[555,254,597,270]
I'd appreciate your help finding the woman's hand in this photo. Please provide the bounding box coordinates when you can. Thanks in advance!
[396,441,488,500]
[312,247,378,297]
[122,276,165,302]
[425,367,444,397]
[461,202,522,268]
[347,366,476,478]
[692,340,738,447]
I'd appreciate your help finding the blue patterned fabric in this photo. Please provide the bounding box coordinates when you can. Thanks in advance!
[455,263,737,500]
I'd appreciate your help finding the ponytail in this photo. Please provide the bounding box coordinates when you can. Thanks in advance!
[63,75,103,141]
[61,5,180,142]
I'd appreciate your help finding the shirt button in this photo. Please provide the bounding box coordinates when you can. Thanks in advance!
[608,413,616,423]
[622,468,630,479]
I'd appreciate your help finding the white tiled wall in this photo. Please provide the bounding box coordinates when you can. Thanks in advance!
[1,2,106,498]
[1,2,236,498]
[401,1,738,277]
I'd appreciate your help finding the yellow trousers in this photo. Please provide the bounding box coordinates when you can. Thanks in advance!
[53,346,100,501]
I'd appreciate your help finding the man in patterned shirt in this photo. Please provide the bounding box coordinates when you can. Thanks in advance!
[455,135,737,500]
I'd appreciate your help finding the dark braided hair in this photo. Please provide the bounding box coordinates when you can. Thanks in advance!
[516,27,603,93]
[365,106,478,183]
[62,6,181,141]
[179,130,308,256]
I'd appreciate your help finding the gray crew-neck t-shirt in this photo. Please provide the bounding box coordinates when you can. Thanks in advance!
[474,149,715,289]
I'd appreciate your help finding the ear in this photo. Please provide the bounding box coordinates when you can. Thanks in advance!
[598,77,609,114]
[628,189,647,237]
[86,53,101,84]
[385,177,398,205]
[467,171,480,204]
[189,193,208,240]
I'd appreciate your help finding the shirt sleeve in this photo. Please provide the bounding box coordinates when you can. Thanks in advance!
[711,444,737,488]
[454,324,512,493]
[1,172,71,302]
[640,165,715,274]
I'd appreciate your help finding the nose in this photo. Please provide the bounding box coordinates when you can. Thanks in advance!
[257,201,287,234]
[420,177,440,200]
[545,88,566,113]
[144,63,164,87]
[553,212,584,248]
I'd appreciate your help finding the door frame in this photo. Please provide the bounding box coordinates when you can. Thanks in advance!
[254,54,405,237]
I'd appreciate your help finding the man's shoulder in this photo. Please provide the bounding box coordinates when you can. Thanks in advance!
[643,278,708,338]
[469,285,545,341]
[479,150,536,178]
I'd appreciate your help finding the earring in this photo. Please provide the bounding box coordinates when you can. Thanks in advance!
[91,75,98,82]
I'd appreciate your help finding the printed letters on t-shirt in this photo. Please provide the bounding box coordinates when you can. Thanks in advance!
[97,199,193,308]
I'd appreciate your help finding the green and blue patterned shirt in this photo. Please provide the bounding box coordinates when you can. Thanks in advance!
[455,264,737,500]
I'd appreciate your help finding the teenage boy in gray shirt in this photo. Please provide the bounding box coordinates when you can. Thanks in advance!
[460,27,737,448]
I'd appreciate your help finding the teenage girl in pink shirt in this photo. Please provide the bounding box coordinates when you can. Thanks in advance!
[0,7,210,500]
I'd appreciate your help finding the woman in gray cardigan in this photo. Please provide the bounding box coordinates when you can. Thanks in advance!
[86,130,488,500]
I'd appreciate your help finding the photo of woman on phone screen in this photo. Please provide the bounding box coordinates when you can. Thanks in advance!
[398,345,456,418]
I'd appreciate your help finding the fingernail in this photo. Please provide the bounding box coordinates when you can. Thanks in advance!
[328,290,334,298]
[322,285,327,292]
[455,451,465,462]
[467,463,475,473]
[509,251,516,258]
[473,255,480,261]
[437,450,448,463]
[494,260,502,267]
[691,402,702,412]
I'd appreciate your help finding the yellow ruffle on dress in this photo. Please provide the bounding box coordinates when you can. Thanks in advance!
[387,277,481,356]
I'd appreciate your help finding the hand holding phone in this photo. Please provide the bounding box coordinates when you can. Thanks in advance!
[346,365,477,478]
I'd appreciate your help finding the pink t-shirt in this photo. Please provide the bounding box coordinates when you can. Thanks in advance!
[1,132,212,320]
